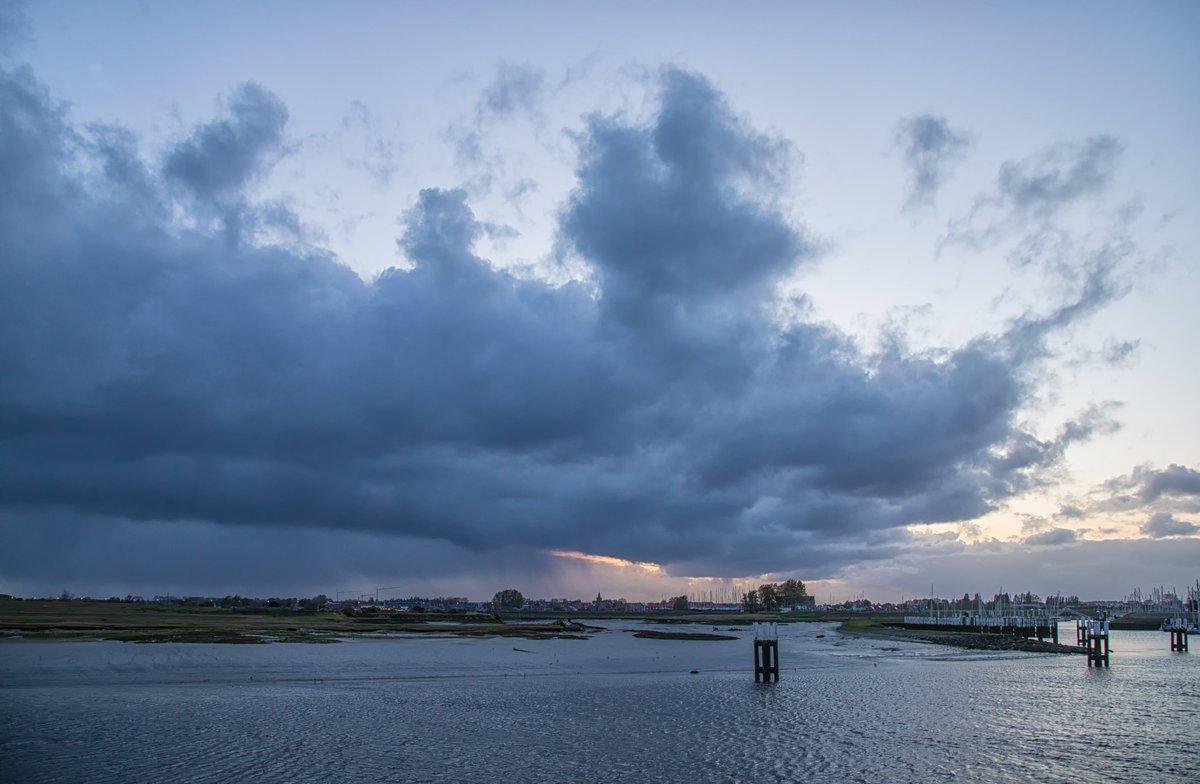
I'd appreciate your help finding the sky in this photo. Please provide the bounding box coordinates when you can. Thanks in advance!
[1,1,1198,603]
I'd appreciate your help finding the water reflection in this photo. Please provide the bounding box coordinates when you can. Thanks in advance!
[1,624,1196,783]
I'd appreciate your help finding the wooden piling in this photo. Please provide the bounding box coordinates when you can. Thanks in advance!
[1169,628,1188,652]
[1085,618,1110,668]
[753,622,779,682]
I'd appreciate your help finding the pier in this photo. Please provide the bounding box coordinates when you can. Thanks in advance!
[903,614,1058,643]
[753,622,779,682]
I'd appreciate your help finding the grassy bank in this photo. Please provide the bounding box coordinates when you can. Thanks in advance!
[0,600,607,643]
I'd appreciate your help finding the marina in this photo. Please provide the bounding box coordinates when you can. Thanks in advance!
[902,579,1200,660]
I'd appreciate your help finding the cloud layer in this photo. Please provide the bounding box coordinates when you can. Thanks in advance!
[0,64,1165,595]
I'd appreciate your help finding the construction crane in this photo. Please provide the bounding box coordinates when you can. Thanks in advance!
[374,586,405,602]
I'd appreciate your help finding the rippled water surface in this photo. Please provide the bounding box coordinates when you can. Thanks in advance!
[2,623,1197,783]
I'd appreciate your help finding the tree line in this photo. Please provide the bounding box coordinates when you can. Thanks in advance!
[741,579,807,612]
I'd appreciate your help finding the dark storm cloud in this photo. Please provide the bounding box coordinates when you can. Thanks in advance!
[562,69,799,326]
[0,65,1127,592]
[894,114,969,209]
[0,511,563,599]
[1141,512,1199,539]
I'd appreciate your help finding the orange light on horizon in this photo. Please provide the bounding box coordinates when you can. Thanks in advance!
[548,549,665,574]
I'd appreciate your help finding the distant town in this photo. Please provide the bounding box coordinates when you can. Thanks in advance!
[5,582,1194,619]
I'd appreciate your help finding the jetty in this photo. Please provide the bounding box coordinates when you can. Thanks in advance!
[903,613,1059,643]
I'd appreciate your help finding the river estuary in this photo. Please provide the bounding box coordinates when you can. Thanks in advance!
[2,622,1196,783]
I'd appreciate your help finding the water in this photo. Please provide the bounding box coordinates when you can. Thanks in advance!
[2,623,1197,783]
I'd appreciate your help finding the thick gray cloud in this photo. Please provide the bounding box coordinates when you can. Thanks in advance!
[894,114,969,209]
[1093,463,1200,515]
[1141,512,1199,539]
[562,70,800,327]
[1136,464,1200,501]
[1061,464,1200,540]
[0,511,565,600]
[1022,527,1077,546]
[0,65,1128,594]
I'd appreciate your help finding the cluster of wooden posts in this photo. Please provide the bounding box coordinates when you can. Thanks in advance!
[1077,619,1110,668]
[1076,616,1192,665]
[1164,619,1190,652]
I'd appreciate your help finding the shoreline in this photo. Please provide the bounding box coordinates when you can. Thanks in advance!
[0,598,804,644]
[1,599,1086,653]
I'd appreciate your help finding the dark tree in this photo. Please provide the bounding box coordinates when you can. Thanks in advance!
[300,594,329,611]
[672,595,690,611]
[778,579,807,607]
[758,583,779,610]
[743,580,808,612]
[493,589,525,610]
